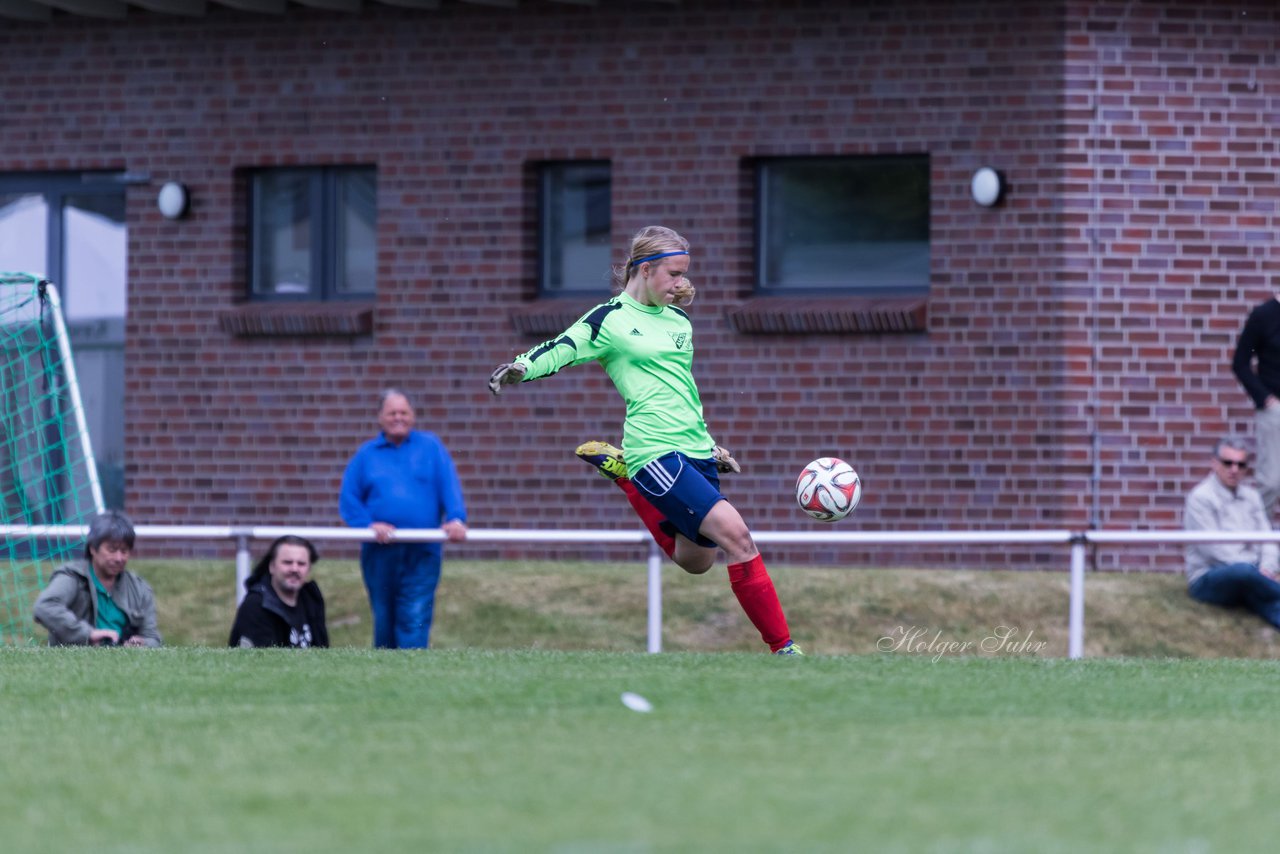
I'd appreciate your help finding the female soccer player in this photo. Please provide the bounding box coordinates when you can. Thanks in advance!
[488,225,802,655]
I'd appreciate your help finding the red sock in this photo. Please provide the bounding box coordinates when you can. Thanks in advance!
[616,477,675,557]
[727,554,792,651]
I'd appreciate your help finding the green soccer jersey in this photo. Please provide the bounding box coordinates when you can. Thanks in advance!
[514,292,715,472]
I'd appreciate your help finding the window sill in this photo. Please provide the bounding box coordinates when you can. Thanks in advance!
[508,299,594,337]
[219,302,374,338]
[724,296,927,334]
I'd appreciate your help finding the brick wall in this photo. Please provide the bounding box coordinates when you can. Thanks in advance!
[1,0,1276,571]
[1063,0,1280,569]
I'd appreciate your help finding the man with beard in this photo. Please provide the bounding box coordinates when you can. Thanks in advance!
[229,535,328,648]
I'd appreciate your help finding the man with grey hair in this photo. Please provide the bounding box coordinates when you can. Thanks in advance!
[1184,436,1280,629]
[339,388,467,649]
[32,510,162,646]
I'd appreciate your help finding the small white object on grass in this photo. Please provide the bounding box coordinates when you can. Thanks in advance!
[620,692,653,713]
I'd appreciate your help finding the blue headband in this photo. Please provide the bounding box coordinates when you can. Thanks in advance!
[630,250,689,266]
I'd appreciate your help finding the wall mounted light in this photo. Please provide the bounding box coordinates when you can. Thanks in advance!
[970,167,1005,207]
[157,182,190,219]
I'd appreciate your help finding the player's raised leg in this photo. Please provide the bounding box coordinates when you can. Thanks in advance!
[576,441,676,557]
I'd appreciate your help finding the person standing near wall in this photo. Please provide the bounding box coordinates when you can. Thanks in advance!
[339,389,467,649]
[1232,296,1280,516]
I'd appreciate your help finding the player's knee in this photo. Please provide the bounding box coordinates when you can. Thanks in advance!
[719,529,756,564]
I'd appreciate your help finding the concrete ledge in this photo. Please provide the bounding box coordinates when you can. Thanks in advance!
[724,296,927,334]
[219,302,374,337]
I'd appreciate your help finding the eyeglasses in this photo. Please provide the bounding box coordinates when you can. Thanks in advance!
[1216,458,1250,470]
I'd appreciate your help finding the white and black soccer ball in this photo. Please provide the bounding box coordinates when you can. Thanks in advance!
[795,457,862,523]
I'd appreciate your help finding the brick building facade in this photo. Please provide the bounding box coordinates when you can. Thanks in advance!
[1,0,1276,569]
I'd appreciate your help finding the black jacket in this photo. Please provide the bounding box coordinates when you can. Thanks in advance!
[228,577,329,649]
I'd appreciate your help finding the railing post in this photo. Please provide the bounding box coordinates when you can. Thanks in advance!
[1069,534,1087,659]
[234,531,252,607]
[647,539,662,653]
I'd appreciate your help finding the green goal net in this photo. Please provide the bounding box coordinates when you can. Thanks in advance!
[1,273,104,645]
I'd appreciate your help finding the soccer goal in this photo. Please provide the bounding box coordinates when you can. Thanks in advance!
[0,273,104,644]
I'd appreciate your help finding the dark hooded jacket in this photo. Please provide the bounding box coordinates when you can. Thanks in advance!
[228,569,328,649]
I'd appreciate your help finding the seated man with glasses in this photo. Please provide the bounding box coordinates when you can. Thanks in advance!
[1184,436,1280,629]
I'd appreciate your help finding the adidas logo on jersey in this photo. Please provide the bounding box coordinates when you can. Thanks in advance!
[629,328,643,336]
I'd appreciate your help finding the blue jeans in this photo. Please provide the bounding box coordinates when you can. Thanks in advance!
[1188,562,1280,630]
[360,542,443,649]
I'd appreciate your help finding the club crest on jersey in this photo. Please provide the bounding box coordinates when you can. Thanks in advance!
[667,332,690,350]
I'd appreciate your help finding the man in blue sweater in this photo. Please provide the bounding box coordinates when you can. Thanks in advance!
[340,389,467,649]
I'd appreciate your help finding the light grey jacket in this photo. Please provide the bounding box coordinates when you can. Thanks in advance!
[32,560,162,647]
[1184,474,1279,584]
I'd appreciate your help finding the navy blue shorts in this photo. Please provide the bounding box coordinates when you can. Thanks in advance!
[630,452,723,548]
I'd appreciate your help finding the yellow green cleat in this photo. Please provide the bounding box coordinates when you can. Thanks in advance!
[575,441,628,481]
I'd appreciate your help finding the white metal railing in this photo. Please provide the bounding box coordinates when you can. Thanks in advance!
[4,525,1272,657]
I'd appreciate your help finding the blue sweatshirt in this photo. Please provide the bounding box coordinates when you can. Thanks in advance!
[339,430,467,531]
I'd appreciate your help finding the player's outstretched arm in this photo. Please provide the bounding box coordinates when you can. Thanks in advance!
[488,362,528,396]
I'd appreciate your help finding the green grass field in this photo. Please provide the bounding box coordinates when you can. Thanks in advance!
[4,649,1280,852]
[6,559,1280,851]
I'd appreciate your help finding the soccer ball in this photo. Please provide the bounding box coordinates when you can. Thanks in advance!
[795,457,861,522]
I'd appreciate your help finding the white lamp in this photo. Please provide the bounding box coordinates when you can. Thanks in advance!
[157,182,190,219]
[970,167,1005,207]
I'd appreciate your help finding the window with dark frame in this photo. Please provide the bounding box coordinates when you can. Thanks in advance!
[755,155,930,296]
[537,161,611,296]
[249,166,376,301]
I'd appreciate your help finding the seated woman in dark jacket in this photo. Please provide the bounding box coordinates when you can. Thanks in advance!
[229,534,329,649]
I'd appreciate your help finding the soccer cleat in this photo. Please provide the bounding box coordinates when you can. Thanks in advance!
[576,440,628,481]
[773,641,805,656]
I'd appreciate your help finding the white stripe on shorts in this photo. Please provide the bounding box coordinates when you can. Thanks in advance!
[640,457,679,496]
